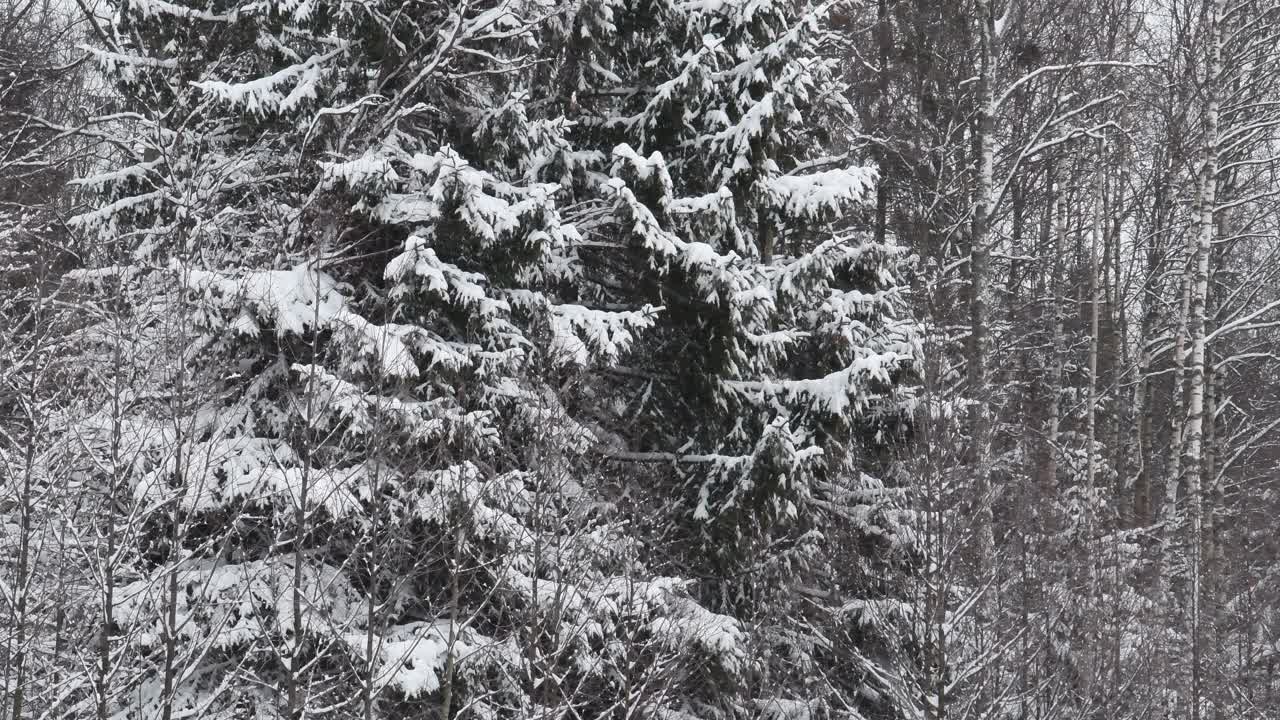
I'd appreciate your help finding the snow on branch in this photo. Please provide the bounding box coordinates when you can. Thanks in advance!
[767,166,877,219]
[722,349,910,416]
[114,555,362,650]
[192,49,343,115]
[507,289,661,367]
[180,262,346,337]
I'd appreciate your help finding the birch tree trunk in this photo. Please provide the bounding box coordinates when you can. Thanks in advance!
[1181,2,1224,717]
[966,4,1001,715]
[969,0,998,584]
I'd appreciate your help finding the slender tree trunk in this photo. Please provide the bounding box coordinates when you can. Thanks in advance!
[1182,4,1223,717]
[361,459,382,720]
[361,355,391,720]
[873,0,891,246]
[288,260,329,720]
[1043,174,1067,497]
[1160,241,1193,548]
[160,442,182,720]
[96,307,127,720]
[969,0,998,579]
[1130,161,1168,527]
[1087,137,1104,506]
[160,265,195,720]
[289,398,312,720]
[967,5,1000,714]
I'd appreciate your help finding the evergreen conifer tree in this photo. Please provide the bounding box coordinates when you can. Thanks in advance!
[68,0,921,717]
[70,1,741,717]
[540,1,923,716]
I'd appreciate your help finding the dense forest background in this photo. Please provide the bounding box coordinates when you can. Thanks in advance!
[3,0,1279,718]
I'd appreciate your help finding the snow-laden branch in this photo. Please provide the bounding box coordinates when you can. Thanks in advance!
[1205,296,1280,343]
[994,61,1154,113]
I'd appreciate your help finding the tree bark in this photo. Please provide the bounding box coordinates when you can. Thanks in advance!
[1181,3,1224,717]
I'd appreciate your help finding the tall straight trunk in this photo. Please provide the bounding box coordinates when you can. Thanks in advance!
[1160,245,1192,538]
[1182,2,1223,717]
[1087,137,1105,504]
[1107,156,1130,509]
[1203,356,1219,615]
[160,264,196,720]
[1131,315,1152,524]
[288,258,329,720]
[969,0,998,580]
[873,0,890,246]
[1043,175,1067,497]
[361,353,392,720]
[1182,1,1222,530]
[361,458,383,720]
[1131,157,1170,527]
[1202,218,1226,720]
[966,5,999,714]
[288,394,313,720]
[96,306,127,720]
[160,439,182,720]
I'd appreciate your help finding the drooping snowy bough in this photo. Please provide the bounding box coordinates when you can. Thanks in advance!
[67,0,921,718]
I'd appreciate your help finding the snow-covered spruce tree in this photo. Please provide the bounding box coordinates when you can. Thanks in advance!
[67,1,744,718]
[534,1,923,717]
